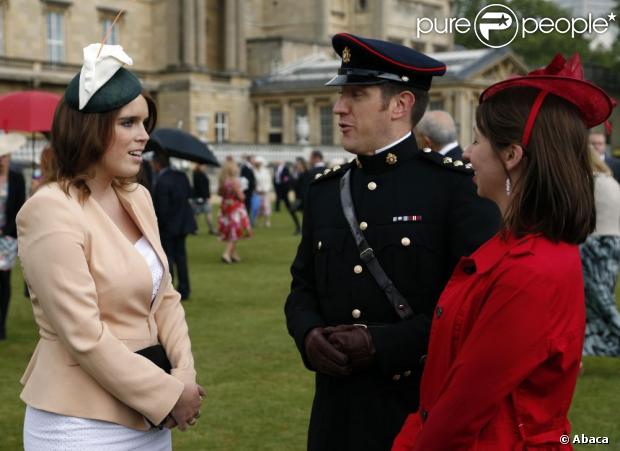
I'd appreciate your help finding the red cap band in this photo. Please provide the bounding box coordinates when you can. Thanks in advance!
[522,90,549,148]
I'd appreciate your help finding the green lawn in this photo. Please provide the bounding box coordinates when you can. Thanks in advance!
[0,210,618,450]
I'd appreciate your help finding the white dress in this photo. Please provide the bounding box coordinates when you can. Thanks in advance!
[23,236,169,451]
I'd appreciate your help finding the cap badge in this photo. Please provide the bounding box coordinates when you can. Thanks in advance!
[386,153,398,165]
[401,75,410,82]
[342,46,351,63]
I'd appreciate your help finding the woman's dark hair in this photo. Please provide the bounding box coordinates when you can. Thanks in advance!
[46,90,157,200]
[476,86,594,244]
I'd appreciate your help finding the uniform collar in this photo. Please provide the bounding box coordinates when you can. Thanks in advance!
[438,141,459,156]
[374,131,411,154]
[356,133,418,175]
[460,232,536,275]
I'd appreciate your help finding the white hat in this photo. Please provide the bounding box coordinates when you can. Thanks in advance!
[78,44,134,110]
[0,133,26,157]
[255,156,267,165]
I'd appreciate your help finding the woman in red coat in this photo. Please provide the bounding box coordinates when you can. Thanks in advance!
[393,54,616,450]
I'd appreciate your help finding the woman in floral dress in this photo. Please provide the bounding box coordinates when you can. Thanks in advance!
[218,159,252,263]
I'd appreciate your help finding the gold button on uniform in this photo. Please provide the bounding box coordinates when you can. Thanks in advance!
[392,374,401,381]
[360,221,368,231]
[403,370,412,377]
[367,181,377,191]
[401,237,411,247]
[317,241,322,250]
[354,265,363,274]
[352,309,361,319]
[314,173,322,180]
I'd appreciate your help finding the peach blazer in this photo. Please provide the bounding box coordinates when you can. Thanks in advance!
[17,182,196,430]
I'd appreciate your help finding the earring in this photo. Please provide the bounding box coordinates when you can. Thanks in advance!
[505,177,512,196]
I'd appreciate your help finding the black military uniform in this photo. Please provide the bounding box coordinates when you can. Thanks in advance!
[285,33,500,451]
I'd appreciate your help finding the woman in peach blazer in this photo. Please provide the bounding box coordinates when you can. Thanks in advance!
[18,43,203,450]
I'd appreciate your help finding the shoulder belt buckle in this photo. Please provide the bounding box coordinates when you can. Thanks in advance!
[359,247,375,263]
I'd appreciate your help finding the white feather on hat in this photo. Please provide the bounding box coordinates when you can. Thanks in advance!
[79,44,133,110]
[0,133,26,157]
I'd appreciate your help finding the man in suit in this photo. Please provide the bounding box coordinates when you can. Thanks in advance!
[590,132,620,182]
[192,163,215,234]
[415,110,463,160]
[152,150,197,300]
[274,160,301,234]
[239,154,256,224]
[285,33,499,450]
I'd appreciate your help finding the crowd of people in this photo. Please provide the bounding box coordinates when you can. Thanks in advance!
[2,29,619,451]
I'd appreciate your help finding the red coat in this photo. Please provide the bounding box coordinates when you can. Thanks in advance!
[393,233,584,451]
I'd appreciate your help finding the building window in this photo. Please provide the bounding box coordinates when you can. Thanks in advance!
[410,41,426,52]
[46,11,64,63]
[320,106,333,145]
[430,99,444,111]
[215,112,229,143]
[102,17,120,45]
[195,115,209,139]
[356,0,368,12]
[268,106,283,143]
[269,107,282,128]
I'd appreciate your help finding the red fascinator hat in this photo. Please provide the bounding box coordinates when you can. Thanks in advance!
[480,54,616,146]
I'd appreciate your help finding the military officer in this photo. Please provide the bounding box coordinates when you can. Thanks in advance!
[284,33,501,451]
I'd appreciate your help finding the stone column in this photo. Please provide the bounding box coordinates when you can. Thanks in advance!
[372,0,386,38]
[236,0,246,72]
[316,0,329,41]
[196,0,207,67]
[165,0,180,66]
[182,0,196,66]
[224,0,237,72]
[283,102,292,144]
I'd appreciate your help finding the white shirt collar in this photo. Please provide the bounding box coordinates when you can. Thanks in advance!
[438,141,459,156]
[374,131,412,155]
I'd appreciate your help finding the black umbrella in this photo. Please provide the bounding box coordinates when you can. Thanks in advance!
[145,128,220,166]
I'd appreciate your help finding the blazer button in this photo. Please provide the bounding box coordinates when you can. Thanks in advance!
[392,374,401,381]
[354,265,363,274]
[401,237,411,247]
[436,306,443,319]
[403,370,412,377]
[352,309,361,319]
[360,221,368,231]
[367,181,377,191]
[420,354,427,366]
[317,241,322,250]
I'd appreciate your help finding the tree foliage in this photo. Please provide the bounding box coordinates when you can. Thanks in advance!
[452,0,617,70]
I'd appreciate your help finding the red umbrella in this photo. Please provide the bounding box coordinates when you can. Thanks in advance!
[0,90,60,132]
[0,90,61,169]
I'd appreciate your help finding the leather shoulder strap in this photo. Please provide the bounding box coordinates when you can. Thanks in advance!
[339,169,413,320]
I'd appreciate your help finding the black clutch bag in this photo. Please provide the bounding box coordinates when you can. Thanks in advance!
[135,344,172,374]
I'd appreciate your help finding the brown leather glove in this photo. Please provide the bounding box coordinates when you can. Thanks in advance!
[304,327,352,377]
[325,324,376,369]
